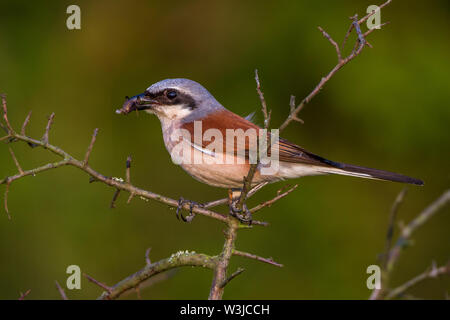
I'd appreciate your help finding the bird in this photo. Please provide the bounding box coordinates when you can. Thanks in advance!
[116,78,423,220]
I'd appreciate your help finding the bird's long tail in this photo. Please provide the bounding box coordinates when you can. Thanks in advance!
[317,160,424,185]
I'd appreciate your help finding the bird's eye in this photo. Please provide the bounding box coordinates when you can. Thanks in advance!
[166,90,177,99]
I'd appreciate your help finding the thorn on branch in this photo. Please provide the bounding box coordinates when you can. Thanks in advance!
[0,122,8,135]
[126,156,131,184]
[288,95,304,124]
[255,69,271,129]
[9,147,24,175]
[4,180,11,220]
[55,280,68,300]
[83,128,99,167]
[0,135,11,142]
[279,2,393,133]
[135,286,142,299]
[318,26,342,61]
[145,248,152,265]
[1,94,14,134]
[88,176,98,183]
[83,273,113,293]
[386,189,450,273]
[233,249,283,268]
[237,165,258,211]
[363,21,390,39]
[341,21,355,53]
[250,184,298,214]
[350,14,365,46]
[127,193,135,204]
[202,183,269,210]
[110,189,121,209]
[21,111,32,136]
[219,267,245,288]
[18,289,31,300]
[386,261,450,300]
[382,188,408,268]
[41,113,55,145]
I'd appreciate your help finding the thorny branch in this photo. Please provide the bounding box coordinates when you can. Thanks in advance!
[18,289,31,300]
[207,0,394,300]
[55,281,68,300]
[3,1,442,300]
[278,0,392,132]
[386,262,450,300]
[369,189,450,300]
[0,93,278,300]
[97,251,218,300]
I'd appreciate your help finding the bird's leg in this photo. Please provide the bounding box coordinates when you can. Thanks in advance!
[175,197,203,223]
[228,188,253,225]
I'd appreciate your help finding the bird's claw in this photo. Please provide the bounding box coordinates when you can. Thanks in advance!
[229,201,252,225]
[176,197,203,223]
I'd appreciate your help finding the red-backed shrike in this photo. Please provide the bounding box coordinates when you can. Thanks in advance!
[116,78,423,220]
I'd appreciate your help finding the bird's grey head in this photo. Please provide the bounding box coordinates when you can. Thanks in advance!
[116,78,224,122]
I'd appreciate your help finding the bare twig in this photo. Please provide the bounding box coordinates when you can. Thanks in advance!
[386,262,450,299]
[363,21,390,38]
[202,182,269,209]
[4,180,11,220]
[250,184,298,213]
[98,251,218,300]
[145,247,152,265]
[382,188,408,269]
[9,147,24,174]
[0,135,11,142]
[41,113,55,145]
[370,190,450,300]
[287,95,303,124]
[127,192,135,204]
[341,22,355,53]
[0,129,230,224]
[21,111,32,136]
[237,165,259,210]
[279,0,391,132]
[55,280,68,300]
[386,190,450,272]
[236,71,272,212]
[126,156,132,184]
[220,267,245,288]
[110,189,121,209]
[84,273,113,293]
[255,69,271,129]
[18,289,31,300]
[122,270,177,299]
[0,122,8,134]
[83,128,98,166]
[233,249,283,268]
[318,27,342,62]
[1,94,14,134]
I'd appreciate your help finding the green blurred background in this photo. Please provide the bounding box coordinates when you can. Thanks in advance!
[0,0,448,299]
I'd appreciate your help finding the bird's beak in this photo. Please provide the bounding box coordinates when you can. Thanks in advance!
[115,93,159,115]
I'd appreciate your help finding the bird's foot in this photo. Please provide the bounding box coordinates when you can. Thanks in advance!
[176,197,203,223]
[229,200,252,225]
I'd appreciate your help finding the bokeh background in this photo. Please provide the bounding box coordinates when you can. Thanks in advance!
[0,0,448,299]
